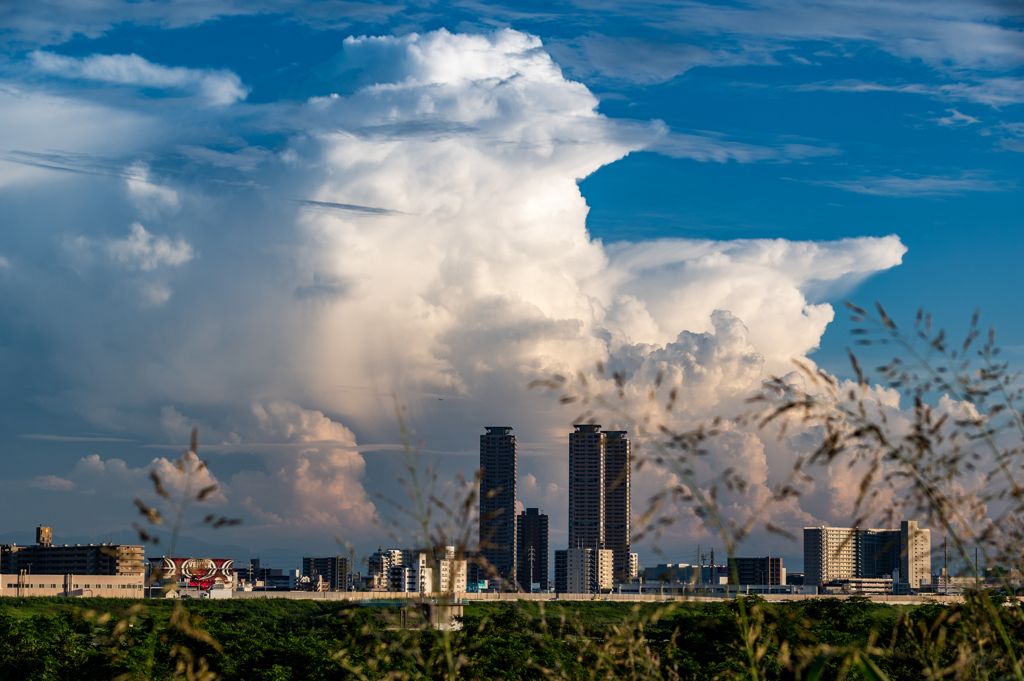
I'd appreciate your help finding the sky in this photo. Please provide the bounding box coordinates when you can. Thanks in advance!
[0,0,1021,572]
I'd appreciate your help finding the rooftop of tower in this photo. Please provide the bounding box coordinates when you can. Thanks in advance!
[484,426,513,435]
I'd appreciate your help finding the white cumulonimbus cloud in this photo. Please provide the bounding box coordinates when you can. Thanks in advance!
[0,28,910,552]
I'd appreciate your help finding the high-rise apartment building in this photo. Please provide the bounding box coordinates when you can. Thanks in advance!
[569,424,606,551]
[629,553,639,580]
[480,426,517,584]
[516,508,549,591]
[901,520,932,589]
[804,527,860,587]
[566,425,632,584]
[604,430,631,579]
[569,421,630,581]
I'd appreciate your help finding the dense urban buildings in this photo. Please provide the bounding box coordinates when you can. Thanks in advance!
[0,526,144,576]
[367,548,403,583]
[805,521,932,590]
[365,546,466,594]
[643,563,729,586]
[389,552,432,593]
[516,508,549,591]
[235,559,299,590]
[479,426,517,584]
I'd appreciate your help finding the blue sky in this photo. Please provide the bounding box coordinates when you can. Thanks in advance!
[0,0,1021,569]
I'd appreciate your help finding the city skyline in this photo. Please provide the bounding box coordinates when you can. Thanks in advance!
[0,0,1020,563]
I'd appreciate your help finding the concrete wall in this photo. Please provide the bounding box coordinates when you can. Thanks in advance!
[231,590,966,605]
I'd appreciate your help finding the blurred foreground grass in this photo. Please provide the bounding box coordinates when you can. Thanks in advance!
[0,594,1009,680]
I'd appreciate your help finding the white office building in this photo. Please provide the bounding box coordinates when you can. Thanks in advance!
[566,547,613,593]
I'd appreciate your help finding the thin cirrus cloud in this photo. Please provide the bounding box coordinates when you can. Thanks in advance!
[20,434,135,442]
[29,51,249,105]
[0,0,403,47]
[547,33,762,84]
[616,0,1024,73]
[980,122,1024,153]
[650,129,840,163]
[792,78,1024,107]
[539,0,1024,101]
[932,109,982,127]
[804,173,1014,197]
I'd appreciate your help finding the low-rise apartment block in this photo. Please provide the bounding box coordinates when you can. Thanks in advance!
[1,526,144,576]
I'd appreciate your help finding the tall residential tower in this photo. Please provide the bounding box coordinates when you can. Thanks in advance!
[568,425,632,581]
[479,426,517,584]
[603,430,632,579]
[568,424,605,551]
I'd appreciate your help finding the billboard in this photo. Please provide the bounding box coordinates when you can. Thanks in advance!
[151,557,234,589]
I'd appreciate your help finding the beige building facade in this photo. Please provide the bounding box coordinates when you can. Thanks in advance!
[1,573,145,597]
[901,520,932,589]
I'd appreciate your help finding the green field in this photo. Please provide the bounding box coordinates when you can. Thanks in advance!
[0,595,1014,679]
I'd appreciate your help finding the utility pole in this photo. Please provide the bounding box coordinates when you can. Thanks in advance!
[943,538,948,595]
[527,546,535,593]
[696,544,704,584]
